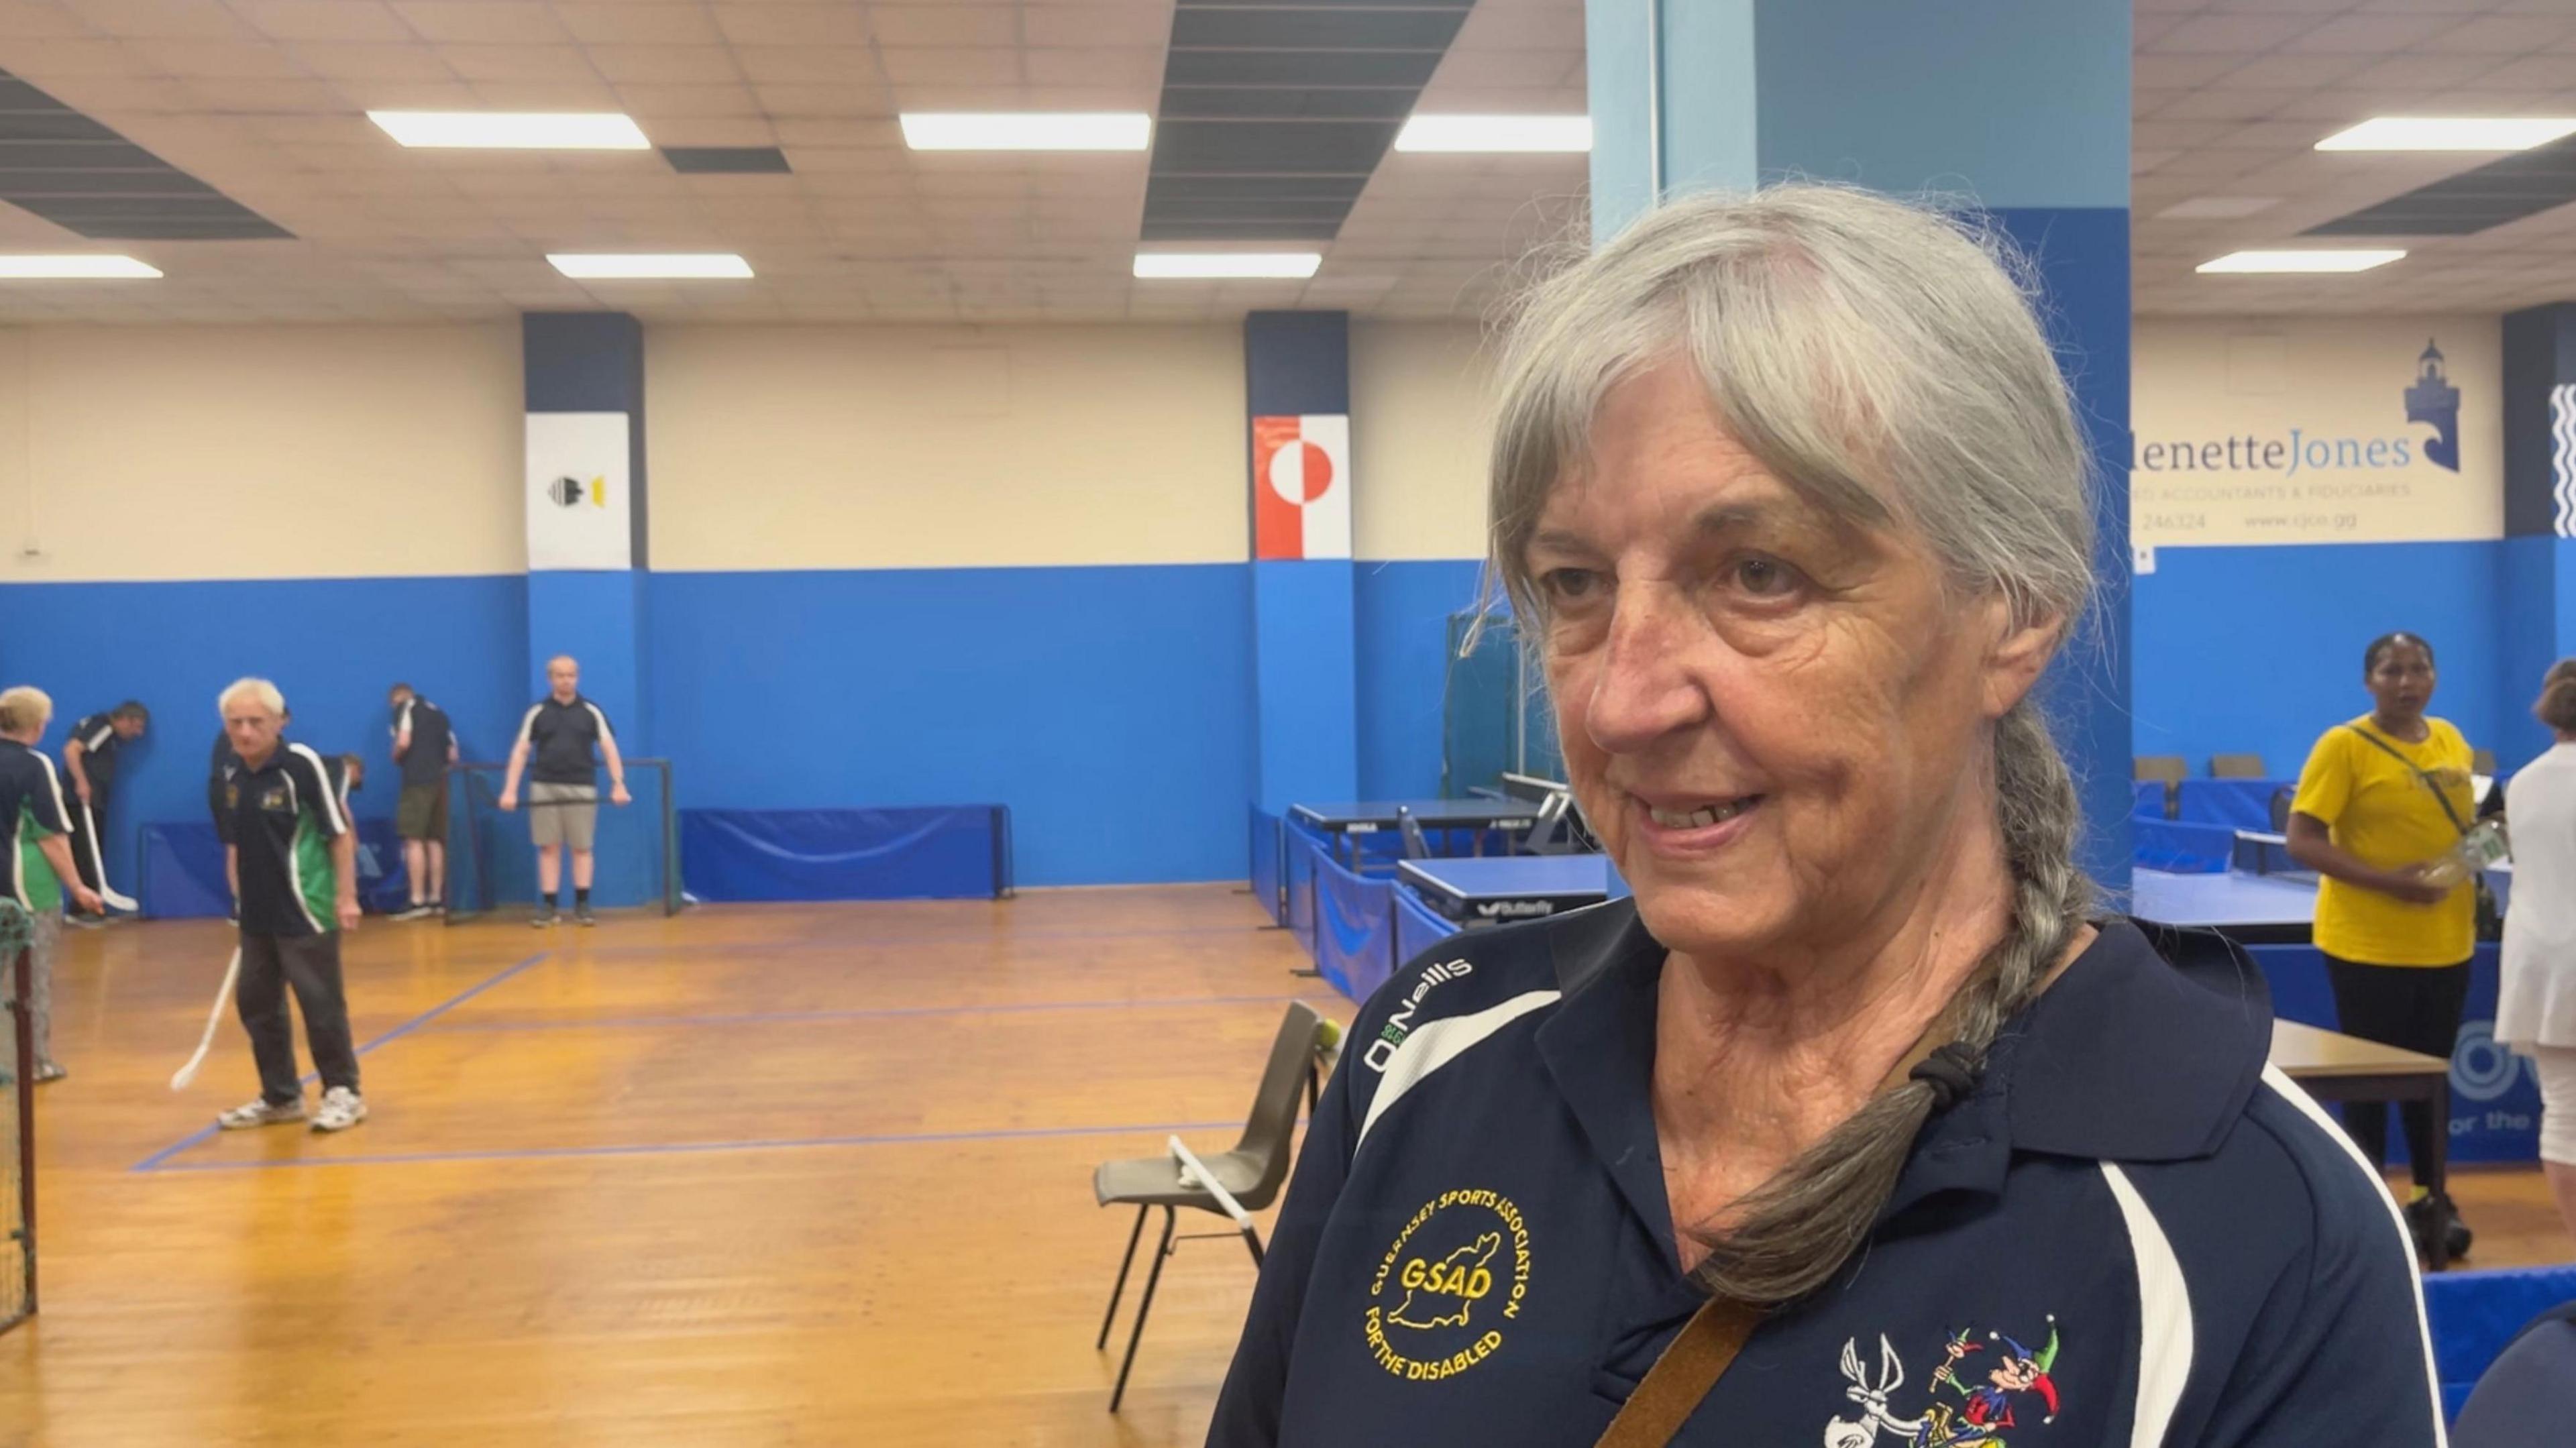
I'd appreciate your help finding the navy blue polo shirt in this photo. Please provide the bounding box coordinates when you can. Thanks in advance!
[515,694,614,786]
[1211,902,2443,1447]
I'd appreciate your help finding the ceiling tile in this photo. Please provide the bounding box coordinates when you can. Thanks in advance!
[551,3,724,46]
[389,1,569,46]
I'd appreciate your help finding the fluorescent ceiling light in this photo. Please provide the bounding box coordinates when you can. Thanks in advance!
[549,253,753,279]
[2316,117,2576,152]
[1395,114,1592,153]
[900,113,1150,151]
[1134,252,1322,280]
[0,254,160,278]
[2197,249,2406,274]
[370,111,650,150]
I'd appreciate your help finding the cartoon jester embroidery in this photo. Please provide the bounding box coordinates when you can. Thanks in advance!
[1825,1318,2062,1447]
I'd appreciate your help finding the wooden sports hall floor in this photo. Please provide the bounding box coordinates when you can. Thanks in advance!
[2,885,2565,1446]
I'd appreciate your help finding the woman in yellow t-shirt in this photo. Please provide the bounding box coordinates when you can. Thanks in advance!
[2286,630,2479,1261]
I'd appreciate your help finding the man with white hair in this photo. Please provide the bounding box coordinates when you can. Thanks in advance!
[499,655,628,928]
[213,677,366,1133]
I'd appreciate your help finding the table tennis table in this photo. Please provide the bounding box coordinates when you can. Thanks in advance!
[1289,799,1540,865]
[1397,854,1613,925]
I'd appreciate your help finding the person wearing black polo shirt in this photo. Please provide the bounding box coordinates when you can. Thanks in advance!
[212,677,366,1133]
[60,699,145,924]
[1210,189,2438,1447]
[1,685,104,1082]
[386,683,456,920]
[499,655,629,928]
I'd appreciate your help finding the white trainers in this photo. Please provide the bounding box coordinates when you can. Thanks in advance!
[311,1086,368,1133]
[217,1096,305,1130]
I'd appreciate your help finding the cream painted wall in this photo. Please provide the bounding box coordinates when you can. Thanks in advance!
[0,323,523,583]
[1352,320,1495,562]
[647,323,1248,571]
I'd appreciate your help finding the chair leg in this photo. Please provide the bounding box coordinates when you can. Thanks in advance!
[1110,1206,1176,1414]
[1096,1203,1148,1351]
[1242,1224,1266,1269]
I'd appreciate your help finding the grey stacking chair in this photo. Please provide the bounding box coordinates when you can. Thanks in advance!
[1519,789,1576,854]
[1092,1001,1326,1412]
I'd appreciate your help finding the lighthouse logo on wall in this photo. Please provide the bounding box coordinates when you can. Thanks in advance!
[1252,414,1351,560]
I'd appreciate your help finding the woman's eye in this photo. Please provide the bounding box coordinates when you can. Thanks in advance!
[1730,555,1804,599]
[1540,567,1605,604]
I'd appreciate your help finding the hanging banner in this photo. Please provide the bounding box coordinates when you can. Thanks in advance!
[1252,412,1352,561]
[2133,317,2502,547]
[525,410,632,571]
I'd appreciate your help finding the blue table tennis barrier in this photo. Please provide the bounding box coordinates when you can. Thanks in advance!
[1313,852,1397,1003]
[138,819,413,920]
[1250,807,1285,925]
[678,807,1010,902]
[2176,778,2292,831]
[2132,815,2237,874]
[2426,1265,2576,1422]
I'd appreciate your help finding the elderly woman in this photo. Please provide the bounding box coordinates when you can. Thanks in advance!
[1208,188,2438,1447]
[2500,660,2576,1242]
[0,685,105,1082]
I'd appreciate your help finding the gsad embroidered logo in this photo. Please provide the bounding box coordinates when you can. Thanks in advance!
[1827,1318,2063,1447]
[1363,1188,1532,1382]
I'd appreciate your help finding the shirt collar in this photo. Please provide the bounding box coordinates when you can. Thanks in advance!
[1529,901,2274,1233]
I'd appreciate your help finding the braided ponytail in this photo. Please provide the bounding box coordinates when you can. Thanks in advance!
[1685,702,2092,1306]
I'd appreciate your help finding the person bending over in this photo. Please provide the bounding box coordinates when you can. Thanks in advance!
[386,683,457,920]
[59,699,144,924]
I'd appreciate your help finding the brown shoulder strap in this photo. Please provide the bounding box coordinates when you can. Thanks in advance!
[1593,1297,1763,1448]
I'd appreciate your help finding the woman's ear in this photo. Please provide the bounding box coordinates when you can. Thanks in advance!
[1980,600,2063,721]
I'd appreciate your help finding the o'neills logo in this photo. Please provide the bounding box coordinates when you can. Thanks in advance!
[1364,959,1473,1072]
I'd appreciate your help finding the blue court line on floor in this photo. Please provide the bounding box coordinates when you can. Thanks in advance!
[418,991,1349,1034]
[131,949,555,1173]
[137,1117,1248,1173]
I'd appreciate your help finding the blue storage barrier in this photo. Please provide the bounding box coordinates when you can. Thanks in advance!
[1395,885,1460,966]
[2133,779,2169,818]
[1250,806,1284,924]
[1314,852,1396,1003]
[678,806,1010,902]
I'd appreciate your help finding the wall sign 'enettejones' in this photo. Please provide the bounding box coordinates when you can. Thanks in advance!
[2131,317,2503,548]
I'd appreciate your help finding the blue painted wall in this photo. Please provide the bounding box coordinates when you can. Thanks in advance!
[1355,559,1483,800]
[646,565,1253,887]
[0,575,529,887]
[2134,541,2508,780]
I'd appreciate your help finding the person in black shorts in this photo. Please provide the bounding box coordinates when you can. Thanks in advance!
[500,655,629,928]
[386,683,455,920]
[60,700,145,924]
[213,677,366,1133]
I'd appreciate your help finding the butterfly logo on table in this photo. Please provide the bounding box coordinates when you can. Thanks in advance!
[1826,1317,2063,1448]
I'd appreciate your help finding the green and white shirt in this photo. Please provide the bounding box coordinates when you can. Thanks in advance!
[217,741,347,936]
[0,738,70,913]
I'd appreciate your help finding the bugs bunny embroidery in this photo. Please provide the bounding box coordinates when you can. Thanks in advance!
[1825,1335,1926,1447]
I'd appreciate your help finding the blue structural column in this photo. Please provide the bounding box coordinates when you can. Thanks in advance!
[1586,0,2135,887]
[1246,311,1360,814]
[2501,304,2576,771]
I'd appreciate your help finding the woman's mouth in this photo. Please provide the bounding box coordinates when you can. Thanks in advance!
[1633,794,1764,851]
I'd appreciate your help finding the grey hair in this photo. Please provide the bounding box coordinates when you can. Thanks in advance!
[1487,184,2096,1306]
[217,677,286,717]
[0,685,52,735]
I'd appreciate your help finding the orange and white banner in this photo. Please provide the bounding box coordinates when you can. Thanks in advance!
[1252,413,1351,561]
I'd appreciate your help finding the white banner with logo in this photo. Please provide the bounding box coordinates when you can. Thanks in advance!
[525,410,633,570]
[2133,317,2502,547]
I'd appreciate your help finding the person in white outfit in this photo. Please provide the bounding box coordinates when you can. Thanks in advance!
[2498,658,2576,1241]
